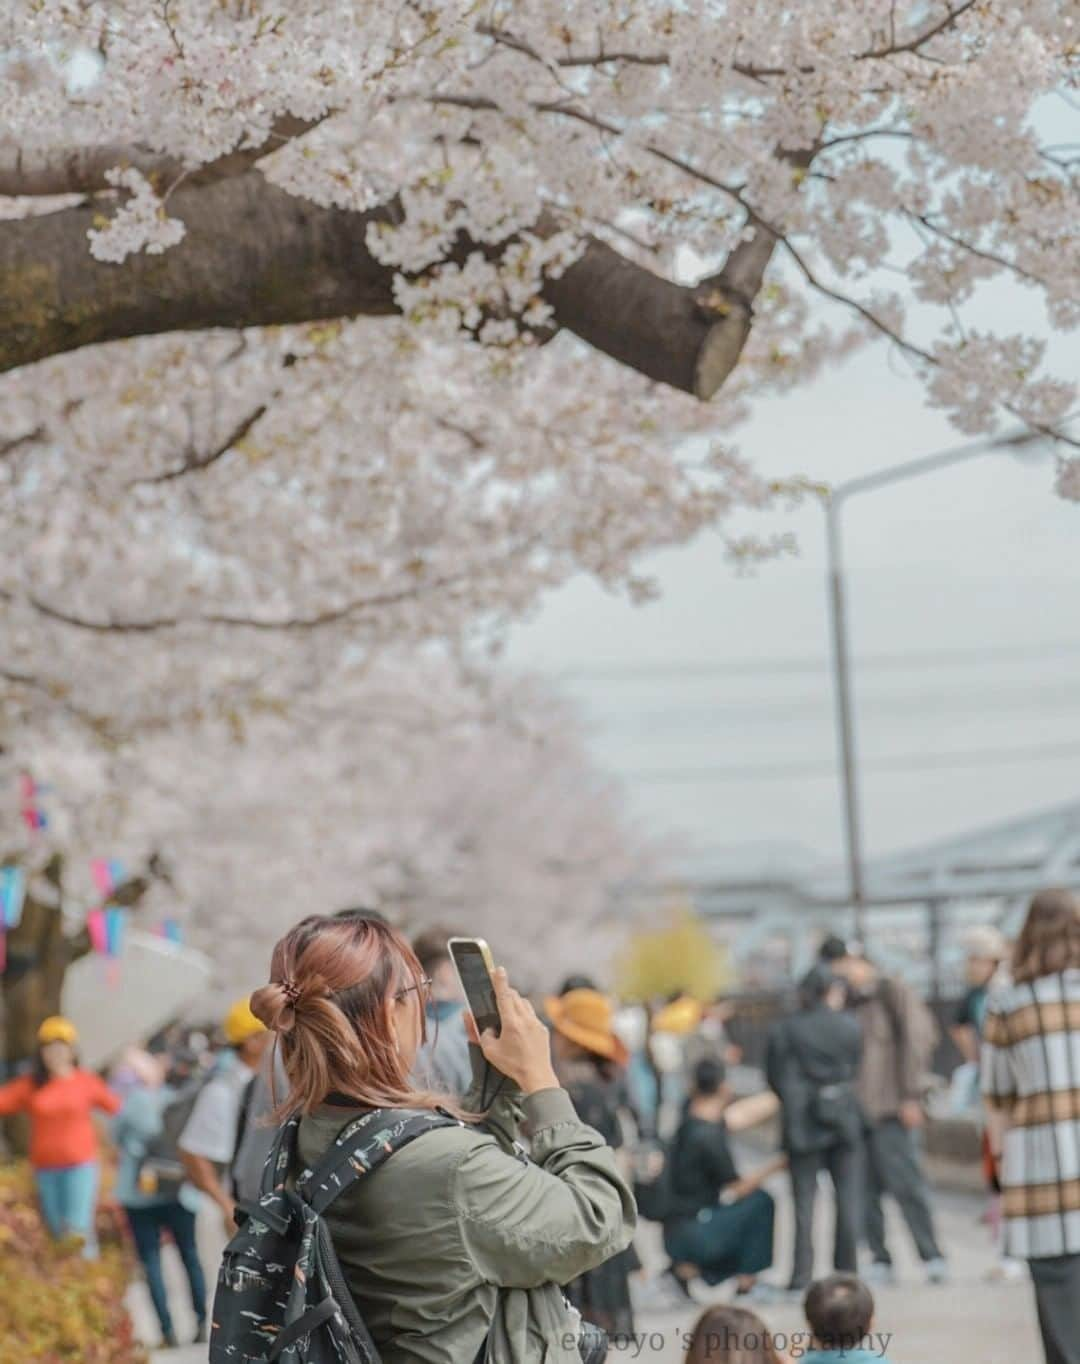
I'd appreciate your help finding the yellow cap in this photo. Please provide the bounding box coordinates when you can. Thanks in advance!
[38,1016,79,1047]
[653,995,704,1036]
[224,997,267,1047]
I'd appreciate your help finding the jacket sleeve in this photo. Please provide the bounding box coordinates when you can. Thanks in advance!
[113,1087,157,1148]
[112,1093,136,1147]
[980,1001,1017,1111]
[455,1087,636,1289]
[764,1022,787,1095]
[90,1073,123,1116]
[0,1075,32,1116]
[842,1011,863,1072]
[890,979,928,1102]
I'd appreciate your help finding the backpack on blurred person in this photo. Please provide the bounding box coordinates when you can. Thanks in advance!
[135,1071,208,1200]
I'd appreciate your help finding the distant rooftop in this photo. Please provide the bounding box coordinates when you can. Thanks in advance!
[667,798,1080,911]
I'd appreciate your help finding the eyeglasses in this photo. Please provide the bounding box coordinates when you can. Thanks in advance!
[393,976,433,1005]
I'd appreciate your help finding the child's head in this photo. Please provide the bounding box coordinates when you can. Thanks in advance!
[804,1274,874,1350]
[685,1305,783,1364]
[692,1055,728,1098]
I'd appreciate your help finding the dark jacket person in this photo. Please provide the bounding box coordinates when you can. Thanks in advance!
[766,966,862,1291]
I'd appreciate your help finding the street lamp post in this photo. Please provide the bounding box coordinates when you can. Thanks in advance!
[824,427,1045,945]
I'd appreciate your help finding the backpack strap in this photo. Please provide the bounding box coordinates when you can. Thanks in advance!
[231,1073,258,1171]
[260,1111,302,1199]
[298,1107,463,1216]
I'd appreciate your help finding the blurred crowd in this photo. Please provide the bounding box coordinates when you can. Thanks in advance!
[0,890,1076,1364]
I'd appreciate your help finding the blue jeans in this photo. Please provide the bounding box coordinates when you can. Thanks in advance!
[35,1161,100,1256]
[126,1203,208,1340]
[664,1188,776,1286]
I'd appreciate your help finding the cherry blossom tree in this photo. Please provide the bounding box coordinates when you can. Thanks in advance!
[1,3,1076,719]
[0,323,792,745]
[1,2,1077,1033]
[1,656,648,1014]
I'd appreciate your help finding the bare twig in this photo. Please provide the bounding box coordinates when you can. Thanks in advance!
[134,402,268,484]
[861,0,980,58]
[478,2,982,81]
[0,665,108,733]
[0,426,44,459]
[909,211,1050,290]
[23,574,466,635]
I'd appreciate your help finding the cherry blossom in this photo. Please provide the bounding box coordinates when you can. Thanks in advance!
[0,658,649,985]
[1,2,1076,961]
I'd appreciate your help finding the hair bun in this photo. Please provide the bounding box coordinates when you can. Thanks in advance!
[250,973,331,1034]
[250,981,298,1035]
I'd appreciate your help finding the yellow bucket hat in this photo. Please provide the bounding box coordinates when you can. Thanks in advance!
[38,1015,79,1047]
[224,997,267,1047]
[544,989,630,1066]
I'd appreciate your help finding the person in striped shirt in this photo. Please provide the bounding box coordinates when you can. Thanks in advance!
[982,887,1080,1364]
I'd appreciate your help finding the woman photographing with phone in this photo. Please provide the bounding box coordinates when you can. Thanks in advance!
[247,914,634,1364]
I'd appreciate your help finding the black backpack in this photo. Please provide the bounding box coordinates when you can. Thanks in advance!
[135,1076,211,1200]
[209,1106,460,1364]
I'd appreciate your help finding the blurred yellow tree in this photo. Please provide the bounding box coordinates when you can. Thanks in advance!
[616,907,732,1003]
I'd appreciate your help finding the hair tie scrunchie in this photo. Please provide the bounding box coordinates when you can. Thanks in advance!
[280,979,302,1005]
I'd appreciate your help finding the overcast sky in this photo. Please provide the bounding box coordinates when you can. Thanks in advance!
[507,310,1080,880]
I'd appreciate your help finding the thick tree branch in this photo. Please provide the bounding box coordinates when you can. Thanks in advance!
[0,144,174,197]
[0,171,758,398]
[0,115,320,198]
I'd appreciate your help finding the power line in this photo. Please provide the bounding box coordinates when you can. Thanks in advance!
[557,641,1080,683]
[623,739,1080,784]
[595,681,1080,720]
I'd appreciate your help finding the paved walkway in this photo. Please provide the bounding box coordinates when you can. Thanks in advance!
[139,1170,1040,1363]
[626,1174,1039,1362]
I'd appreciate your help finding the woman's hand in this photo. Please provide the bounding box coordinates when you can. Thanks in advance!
[465,967,559,1096]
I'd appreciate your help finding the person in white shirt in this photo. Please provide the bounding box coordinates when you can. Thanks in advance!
[179,998,271,1233]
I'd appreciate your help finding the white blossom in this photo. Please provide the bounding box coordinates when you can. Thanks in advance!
[87,167,186,262]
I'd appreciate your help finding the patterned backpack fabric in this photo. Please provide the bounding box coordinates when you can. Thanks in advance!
[209,1107,461,1364]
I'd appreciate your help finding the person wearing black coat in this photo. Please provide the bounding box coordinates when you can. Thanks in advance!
[765,964,863,1292]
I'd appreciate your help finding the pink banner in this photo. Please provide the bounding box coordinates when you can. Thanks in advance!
[86,908,108,955]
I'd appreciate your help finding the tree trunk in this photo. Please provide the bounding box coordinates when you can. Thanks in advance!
[0,853,90,1154]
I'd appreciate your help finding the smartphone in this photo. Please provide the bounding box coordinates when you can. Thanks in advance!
[448,937,501,1037]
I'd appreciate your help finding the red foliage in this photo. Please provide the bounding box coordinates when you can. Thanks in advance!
[0,1164,149,1363]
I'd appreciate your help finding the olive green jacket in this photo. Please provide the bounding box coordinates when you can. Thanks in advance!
[296,1050,636,1364]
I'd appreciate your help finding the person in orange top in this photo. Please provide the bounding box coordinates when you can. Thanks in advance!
[0,1015,121,1256]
